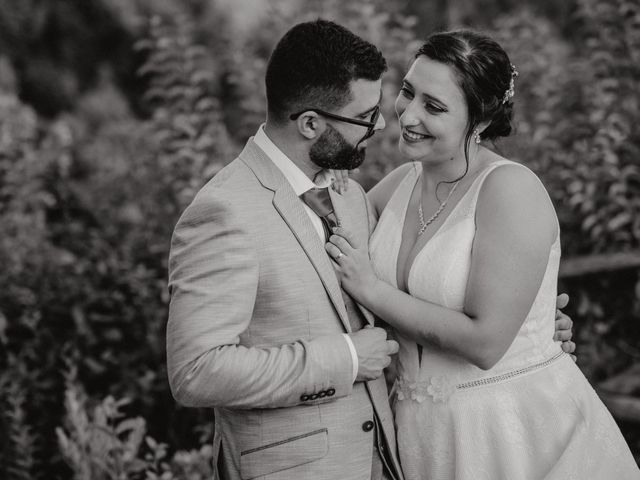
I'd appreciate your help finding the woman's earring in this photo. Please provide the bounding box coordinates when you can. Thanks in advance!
[474,129,481,144]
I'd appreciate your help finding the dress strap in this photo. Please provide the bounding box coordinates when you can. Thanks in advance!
[466,160,560,236]
[466,160,514,210]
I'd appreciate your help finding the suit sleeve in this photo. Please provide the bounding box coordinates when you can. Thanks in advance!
[166,193,354,409]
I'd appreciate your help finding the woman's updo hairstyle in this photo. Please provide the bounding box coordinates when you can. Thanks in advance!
[415,30,516,171]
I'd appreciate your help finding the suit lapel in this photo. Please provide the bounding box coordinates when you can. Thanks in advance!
[329,188,375,327]
[240,140,351,332]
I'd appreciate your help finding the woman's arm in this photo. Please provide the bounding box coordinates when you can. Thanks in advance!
[328,165,558,370]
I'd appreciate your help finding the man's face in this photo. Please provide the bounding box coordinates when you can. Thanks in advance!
[309,124,366,170]
[310,79,385,170]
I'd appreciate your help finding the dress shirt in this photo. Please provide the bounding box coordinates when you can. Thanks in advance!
[253,125,359,383]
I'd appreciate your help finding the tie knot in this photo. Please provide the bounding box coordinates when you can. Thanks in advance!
[300,187,334,219]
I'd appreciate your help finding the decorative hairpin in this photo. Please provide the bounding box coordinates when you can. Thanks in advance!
[502,63,519,104]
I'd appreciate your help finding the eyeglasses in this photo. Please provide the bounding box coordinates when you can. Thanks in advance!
[289,105,381,141]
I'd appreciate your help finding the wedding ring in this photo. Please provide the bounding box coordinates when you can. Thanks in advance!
[336,252,344,260]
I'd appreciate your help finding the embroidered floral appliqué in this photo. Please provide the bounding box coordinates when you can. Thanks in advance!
[426,376,457,403]
[397,376,457,403]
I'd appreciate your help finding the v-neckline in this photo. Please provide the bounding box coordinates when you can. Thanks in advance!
[394,162,497,292]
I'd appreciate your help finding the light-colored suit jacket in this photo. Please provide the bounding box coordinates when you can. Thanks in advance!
[167,139,403,480]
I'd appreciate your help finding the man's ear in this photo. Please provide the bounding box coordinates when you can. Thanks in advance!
[295,112,324,140]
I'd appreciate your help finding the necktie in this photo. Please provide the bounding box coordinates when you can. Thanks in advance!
[300,187,366,332]
[299,187,339,239]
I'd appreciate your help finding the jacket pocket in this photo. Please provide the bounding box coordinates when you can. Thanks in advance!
[240,428,328,479]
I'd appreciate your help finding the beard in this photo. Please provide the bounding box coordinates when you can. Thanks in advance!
[309,125,366,170]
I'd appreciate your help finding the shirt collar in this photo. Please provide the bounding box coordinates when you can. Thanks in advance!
[253,124,334,194]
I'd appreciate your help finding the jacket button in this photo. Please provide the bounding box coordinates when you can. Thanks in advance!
[318,391,327,398]
[300,394,309,401]
[310,393,319,400]
[362,420,374,432]
[326,388,336,396]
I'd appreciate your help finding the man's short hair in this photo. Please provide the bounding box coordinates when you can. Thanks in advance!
[265,19,387,124]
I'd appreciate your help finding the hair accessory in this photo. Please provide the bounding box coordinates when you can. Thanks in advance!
[501,63,519,104]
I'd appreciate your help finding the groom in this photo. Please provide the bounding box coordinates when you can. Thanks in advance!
[166,19,574,480]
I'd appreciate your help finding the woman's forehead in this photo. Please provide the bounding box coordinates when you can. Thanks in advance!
[405,57,465,105]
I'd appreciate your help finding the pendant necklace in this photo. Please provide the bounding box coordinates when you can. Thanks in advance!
[417,179,460,236]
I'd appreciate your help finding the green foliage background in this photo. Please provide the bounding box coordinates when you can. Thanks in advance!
[0,0,638,477]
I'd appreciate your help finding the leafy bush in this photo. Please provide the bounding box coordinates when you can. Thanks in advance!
[56,365,213,480]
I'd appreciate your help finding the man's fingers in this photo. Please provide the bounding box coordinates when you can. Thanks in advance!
[561,341,576,354]
[554,330,573,342]
[555,313,572,331]
[556,293,569,310]
[386,340,399,355]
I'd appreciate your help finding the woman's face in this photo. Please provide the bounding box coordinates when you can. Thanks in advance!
[395,56,470,164]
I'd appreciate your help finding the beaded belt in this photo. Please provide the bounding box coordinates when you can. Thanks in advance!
[396,351,566,404]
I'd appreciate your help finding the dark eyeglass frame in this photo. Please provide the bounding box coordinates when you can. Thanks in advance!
[289,105,380,141]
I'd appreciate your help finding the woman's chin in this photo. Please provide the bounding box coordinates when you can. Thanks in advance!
[398,138,429,160]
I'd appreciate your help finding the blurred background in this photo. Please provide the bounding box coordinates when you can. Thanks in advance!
[0,0,639,478]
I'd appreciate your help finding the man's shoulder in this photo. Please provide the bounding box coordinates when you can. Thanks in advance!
[176,157,258,224]
[202,157,254,192]
[194,156,263,203]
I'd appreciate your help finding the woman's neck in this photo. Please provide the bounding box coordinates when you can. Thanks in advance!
[420,145,486,194]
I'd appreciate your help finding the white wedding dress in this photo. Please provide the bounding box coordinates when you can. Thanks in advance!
[369,161,639,480]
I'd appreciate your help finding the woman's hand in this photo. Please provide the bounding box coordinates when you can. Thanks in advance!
[325,226,380,304]
[330,169,354,194]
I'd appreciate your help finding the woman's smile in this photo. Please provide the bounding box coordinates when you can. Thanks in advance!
[401,126,433,143]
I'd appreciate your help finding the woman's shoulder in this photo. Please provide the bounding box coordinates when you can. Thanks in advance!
[476,155,558,242]
[367,162,419,216]
[480,156,545,199]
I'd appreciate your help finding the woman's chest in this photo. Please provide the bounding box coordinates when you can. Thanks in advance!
[404,220,476,310]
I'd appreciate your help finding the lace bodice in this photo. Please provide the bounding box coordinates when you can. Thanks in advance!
[370,161,562,391]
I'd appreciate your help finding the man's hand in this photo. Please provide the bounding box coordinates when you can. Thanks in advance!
[554,293,576,361]
[349,326,399,382]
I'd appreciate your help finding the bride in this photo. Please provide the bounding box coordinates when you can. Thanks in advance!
[327,30,639,479]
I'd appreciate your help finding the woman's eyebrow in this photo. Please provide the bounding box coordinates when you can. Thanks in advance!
[422,91,446,106]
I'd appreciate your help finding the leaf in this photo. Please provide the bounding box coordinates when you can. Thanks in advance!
[146,436,158,450]
[582,214,599,231]
[608,212,631,231]
[116,417,146,436]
